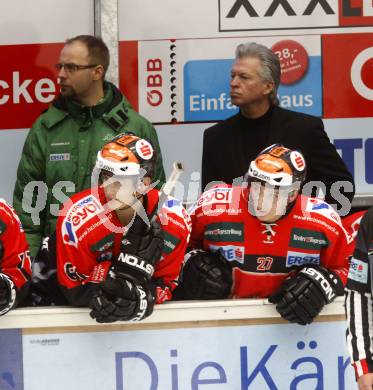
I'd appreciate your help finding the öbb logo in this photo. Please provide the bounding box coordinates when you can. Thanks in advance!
[146,59,163,107]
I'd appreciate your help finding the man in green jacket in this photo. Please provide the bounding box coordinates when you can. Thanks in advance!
[13,35,166,258]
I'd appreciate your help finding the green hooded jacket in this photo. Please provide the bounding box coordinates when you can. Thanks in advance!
[13,82,165,257]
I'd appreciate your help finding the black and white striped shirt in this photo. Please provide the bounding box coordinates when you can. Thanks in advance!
[345,208,373,379]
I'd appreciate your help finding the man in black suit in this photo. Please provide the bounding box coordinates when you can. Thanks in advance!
[202,42,354,213]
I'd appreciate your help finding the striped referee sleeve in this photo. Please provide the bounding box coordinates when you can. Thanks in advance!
[346,288,373,378]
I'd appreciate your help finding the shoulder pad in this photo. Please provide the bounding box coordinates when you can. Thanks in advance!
[161,196,191,232]
[305,198,342,225]
[0,199,23,232]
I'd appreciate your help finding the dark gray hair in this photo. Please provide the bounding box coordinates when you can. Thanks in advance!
[235,42,281,105]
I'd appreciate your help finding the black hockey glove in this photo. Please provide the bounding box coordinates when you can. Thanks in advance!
[173,249,233,300]
[115,216,163,286]
[0,273,17,316]
[89,271,155,323]
[268,265,344,325]
[30,234,67,306]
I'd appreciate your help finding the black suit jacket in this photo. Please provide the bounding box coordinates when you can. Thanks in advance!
[202,106,355,209]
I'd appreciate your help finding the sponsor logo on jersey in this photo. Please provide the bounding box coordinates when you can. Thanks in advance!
[62,195,104,246]
[209,244,244,263]
[289,228,329,250]
[196,208,242,218]
[163,215,187,231]
[197,187,233,208]
[162,231,181,254]
[261,223,277,244]
[49,153,70,161]
[286,251,320,267]
[64,262,87,282]
[306,198,341,223]
[182,208,192,232]
[97,252,113,262]
[348,257,368,284]
[204,222,244,242]
[90,234,115,253]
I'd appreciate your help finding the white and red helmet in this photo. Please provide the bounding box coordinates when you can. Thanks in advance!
[247,144,306,188]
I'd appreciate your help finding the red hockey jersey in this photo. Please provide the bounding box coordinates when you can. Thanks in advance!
[190,186,351,298]
[56,187,191,306]
[0,199,31,308]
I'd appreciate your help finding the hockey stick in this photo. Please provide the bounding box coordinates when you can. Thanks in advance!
[150,161,184,223]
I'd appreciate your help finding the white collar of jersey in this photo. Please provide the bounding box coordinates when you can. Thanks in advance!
[95,151,141,176]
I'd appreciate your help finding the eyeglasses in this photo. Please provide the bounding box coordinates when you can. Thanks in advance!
[54,63,98,73]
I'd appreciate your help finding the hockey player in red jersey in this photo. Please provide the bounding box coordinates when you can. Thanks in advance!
[55,134,190,322]
[0,199,31,315]
[174,144,350,325]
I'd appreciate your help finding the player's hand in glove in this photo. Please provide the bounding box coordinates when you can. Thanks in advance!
[89,271,155,323]
[91,216,163,323]
[172,249,233,300]
[268,265,344,325]
[115,215,163,285]
[0,273,16,316]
